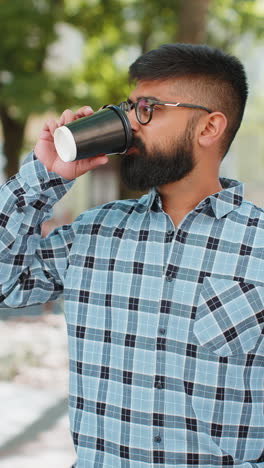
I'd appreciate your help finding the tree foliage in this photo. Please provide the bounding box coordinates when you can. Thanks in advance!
[0,0,69,175]
[207,0,264,49]
[0,1,66,117]
[61,0,264,111]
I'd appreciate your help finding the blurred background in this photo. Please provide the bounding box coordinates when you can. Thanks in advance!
[0,0,264,466]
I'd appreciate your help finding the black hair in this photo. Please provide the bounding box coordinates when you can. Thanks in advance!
[129,43,248,156]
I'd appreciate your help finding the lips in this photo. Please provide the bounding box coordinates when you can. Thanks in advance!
[125,146,138,155]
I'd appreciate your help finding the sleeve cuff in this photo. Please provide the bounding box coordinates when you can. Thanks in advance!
[19,151,75,202]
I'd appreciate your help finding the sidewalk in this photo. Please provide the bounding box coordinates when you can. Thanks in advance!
[0,312,76,467]
[0,382,76,468]
[0,416,75,468]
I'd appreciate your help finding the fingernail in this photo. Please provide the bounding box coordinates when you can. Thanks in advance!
[99,156,108,165]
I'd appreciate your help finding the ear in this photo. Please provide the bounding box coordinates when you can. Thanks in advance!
[198,112,227,149]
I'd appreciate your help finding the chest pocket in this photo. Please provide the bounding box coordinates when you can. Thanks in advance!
[193,277,264,357]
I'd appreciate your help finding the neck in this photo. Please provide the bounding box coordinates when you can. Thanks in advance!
[157,165,222,227]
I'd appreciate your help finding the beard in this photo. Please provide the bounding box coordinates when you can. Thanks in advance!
[120,121,196,191]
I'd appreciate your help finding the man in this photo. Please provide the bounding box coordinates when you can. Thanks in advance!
[0,44,263,467]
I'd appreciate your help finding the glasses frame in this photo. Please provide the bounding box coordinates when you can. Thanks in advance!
[119,98,213,125]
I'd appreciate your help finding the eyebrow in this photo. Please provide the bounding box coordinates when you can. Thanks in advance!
[128,95,159,103]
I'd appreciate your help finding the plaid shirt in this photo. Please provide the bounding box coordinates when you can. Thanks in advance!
[0,153,263,468]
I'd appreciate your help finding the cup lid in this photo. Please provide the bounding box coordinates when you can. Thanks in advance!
[54,126,77,162]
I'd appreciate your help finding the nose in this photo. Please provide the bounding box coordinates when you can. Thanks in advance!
[127,108,140,132]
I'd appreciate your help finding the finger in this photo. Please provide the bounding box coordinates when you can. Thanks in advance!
[74,106,94,120]
[76,155,109,174]
[58,109,75,126]
[40,119,59,139]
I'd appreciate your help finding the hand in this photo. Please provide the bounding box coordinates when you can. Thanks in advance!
[34,106,109,180]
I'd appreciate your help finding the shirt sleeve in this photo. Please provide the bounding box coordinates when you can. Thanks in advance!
[0,152,76,309]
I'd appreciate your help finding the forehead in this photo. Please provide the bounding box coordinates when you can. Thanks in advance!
[129,80,177,101]
[129,78,195,101]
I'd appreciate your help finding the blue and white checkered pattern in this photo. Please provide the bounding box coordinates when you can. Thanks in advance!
[0,153,263,467]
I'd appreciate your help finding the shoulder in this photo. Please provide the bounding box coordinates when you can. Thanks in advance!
[238,199,264,222]
[74,195,150,228]
[231,199,264,243]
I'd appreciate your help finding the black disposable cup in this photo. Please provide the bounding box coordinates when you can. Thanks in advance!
[53,105,133,162]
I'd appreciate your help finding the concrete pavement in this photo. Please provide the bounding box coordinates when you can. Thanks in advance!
[0,383,76,468]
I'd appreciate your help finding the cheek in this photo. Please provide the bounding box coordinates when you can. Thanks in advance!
[139,117,185,152]
[148,117,185,140]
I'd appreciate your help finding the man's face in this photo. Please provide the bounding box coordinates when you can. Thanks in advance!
[120,80,198,191]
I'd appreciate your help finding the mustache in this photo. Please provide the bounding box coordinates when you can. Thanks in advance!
[131,136,146,152]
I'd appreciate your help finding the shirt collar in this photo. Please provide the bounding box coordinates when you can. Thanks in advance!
[140,178,244,219]
[205,178,244,219]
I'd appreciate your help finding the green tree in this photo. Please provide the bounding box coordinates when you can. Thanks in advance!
[66,0,264,109]
[207,0,264,49]
[0,0,69,177]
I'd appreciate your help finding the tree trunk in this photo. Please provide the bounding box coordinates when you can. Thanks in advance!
[0,107,27,178]
[177,0,211,43]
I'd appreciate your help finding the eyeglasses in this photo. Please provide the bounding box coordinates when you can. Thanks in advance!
[119,97,212,125]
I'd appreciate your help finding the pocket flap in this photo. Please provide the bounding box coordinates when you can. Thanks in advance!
[193,278,264,356]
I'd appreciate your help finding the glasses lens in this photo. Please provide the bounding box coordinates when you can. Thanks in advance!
[136,98,152,124]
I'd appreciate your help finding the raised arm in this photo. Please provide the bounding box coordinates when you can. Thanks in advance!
[0,106,109,310]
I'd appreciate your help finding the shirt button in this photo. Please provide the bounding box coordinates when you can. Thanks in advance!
[159,327,166,335]
[155,380,164,389]
[166,273,173,282]
[167,230,173,235]
[154,435,161,443]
